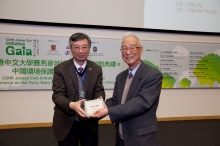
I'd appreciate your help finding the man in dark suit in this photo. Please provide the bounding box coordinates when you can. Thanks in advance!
[52,32,105,146]
[91,32,162,146]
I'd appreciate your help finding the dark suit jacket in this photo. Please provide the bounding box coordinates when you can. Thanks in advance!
[106,61,162,146]
[52,59,105,141]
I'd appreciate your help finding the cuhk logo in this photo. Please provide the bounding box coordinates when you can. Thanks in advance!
[93,46,97,52]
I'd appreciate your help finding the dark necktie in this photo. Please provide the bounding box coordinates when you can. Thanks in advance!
[78,67,83,73]
[128,72,133,79]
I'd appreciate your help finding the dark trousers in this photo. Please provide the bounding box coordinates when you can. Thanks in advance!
[116,134,125,146]
[58,121,98,146]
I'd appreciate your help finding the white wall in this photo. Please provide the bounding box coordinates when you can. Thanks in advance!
[0,23,220,125]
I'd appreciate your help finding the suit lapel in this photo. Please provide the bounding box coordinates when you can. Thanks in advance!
[84,60,92,93]
[118,70,128,103]
[67,59,79,93]
[125,63,144,102]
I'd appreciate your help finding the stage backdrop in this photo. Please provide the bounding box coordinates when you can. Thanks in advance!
[0,33,220,90]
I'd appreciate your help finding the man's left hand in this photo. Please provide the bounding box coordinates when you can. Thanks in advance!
[90,106,108,118]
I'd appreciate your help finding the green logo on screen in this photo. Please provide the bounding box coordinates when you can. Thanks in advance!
[6,46,32,56]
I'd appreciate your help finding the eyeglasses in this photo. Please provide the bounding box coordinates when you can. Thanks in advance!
[73,45,89,51]
[120,45,141,52]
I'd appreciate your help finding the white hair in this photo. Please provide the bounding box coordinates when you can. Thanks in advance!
[121,32,142,45]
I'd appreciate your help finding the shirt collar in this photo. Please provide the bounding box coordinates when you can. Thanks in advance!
[73,59,87,71]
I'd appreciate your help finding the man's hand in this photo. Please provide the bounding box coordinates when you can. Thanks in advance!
[90,103,108,118]
[69,99,90,118]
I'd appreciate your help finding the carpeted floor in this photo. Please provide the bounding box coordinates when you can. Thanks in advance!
[0,120,220,146]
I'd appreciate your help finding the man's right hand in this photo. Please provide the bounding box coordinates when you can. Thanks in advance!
[69,99,90,118]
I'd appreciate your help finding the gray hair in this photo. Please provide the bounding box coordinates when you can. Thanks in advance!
[121,32,142,45]
[69,32,92,48]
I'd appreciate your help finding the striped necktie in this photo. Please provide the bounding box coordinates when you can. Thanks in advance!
[78,67,83,73]
[128,72,133,79]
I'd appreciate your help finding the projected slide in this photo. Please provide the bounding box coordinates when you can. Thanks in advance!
[144,0,220,33]
[0,0,219,33]
[0,33,220,90]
